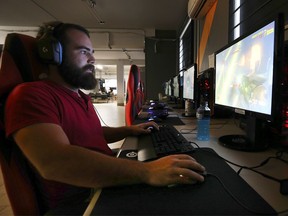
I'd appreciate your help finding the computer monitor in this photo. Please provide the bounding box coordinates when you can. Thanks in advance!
[172,75,179,98]
[179,71,184,102]
[215,15,284,151]
[183,64,197,101]
[165,79,172,96]
[179,71,184,87]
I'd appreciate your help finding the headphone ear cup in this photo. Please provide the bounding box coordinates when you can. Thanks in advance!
[37,36,62,65]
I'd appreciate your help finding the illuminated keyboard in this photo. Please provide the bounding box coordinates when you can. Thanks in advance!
[150,124,194,157]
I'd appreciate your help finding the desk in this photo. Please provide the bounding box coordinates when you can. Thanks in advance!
[177,117,288,214]
[84,112,288,215]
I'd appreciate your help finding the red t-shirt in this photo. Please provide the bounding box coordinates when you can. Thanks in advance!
[5,80,114,210]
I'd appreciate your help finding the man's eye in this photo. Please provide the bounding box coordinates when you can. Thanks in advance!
[81,50,88,55]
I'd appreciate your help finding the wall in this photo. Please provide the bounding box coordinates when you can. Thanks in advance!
[198,0,288,73]
[145,30,177,100]
[196,0,229,73]
[142,1,229,101]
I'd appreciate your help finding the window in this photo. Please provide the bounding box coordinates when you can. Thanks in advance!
[179,18,193,71]
[233,0,241,39]
[229,0,287,41]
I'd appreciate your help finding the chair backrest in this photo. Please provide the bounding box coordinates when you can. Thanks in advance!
[125,64,144,125]
[0,33,48,215]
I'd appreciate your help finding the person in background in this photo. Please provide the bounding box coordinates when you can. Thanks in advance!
[4,21,205,214]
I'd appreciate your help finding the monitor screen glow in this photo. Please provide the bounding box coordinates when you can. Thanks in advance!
[215,21,275,116]
[183,66,195,100]
[172,76,179,98]
[165,80,172,96]
[179,71,184,86]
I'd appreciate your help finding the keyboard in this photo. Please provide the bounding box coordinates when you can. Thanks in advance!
[150,124,194,157]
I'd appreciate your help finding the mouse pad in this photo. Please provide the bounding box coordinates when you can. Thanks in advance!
[90,148,276,215]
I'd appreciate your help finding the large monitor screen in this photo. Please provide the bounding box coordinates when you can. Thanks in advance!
[165,80,172,96]
[179,71,184,87]
[214,16,284,151]
[183,65,196,100]
[215,21,275,116]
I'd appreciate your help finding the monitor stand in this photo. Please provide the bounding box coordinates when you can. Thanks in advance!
[218,116,269,152]
[181,111,196,117]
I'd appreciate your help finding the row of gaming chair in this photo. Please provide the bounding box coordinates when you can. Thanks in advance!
[125,64,145,126]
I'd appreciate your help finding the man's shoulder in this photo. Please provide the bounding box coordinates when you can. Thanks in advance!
[11,80,55,99]
[17,80,49,87]
[14,80,55,91]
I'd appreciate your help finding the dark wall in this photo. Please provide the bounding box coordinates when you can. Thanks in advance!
[235,0,288,40]
[199,0,229,72]
[201,0,288,72]
[145,30,177,100]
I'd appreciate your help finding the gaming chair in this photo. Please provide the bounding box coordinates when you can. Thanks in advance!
[0,33,49,215]
[125,64,144,125]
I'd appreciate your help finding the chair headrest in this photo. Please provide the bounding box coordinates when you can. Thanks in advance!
[127,64,141,93]
[0,51,22,98]
[0,33,48,98]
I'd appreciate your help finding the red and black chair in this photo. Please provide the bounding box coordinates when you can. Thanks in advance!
[0,33,48,215]
[125,64,144,125]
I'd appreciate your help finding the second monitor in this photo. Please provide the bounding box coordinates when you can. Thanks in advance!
[183,63,198,116]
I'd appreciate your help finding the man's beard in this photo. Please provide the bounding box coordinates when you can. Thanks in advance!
[58,59,97,90]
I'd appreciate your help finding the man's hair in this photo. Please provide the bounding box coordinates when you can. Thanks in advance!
[37,21,90,46]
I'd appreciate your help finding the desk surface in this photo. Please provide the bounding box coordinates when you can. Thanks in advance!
[176,116,288,214]
[84,109,288,215]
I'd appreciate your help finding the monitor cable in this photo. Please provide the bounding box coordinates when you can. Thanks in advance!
[206,172,278,215]
[93,104,110,127]
[192,146,288,215]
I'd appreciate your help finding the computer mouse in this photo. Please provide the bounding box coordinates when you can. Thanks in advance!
[167,170,207,188]
[197,170,207,177]
[147,126,156,132]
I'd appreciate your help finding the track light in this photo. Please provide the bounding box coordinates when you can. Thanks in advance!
[83,0,105,25]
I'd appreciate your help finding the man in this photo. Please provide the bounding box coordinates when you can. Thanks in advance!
[4,22,205,213]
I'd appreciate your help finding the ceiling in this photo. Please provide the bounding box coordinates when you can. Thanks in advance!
[0,0,189,77]
[0,0,188,30]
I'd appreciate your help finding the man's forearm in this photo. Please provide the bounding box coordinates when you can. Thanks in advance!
[102,126,133,143]
[38,144,148,188]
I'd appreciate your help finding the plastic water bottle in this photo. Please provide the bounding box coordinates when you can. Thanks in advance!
[196,101,210,141]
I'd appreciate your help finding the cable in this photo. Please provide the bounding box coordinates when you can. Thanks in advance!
[189,141,200,148]
[195,146,288,214]
[209,120,229,129]
[207,173,277,215]
[179,127,197,134]
[93,105,110,127]
[237,155,288,175]
[195,146,288,197]
[196,146,288,173]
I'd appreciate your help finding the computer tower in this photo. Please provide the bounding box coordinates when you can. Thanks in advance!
[269,41,288,147]
[197,68,215,116]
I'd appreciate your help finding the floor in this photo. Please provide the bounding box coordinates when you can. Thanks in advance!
[0,171,13,215]
[0,102,125,216]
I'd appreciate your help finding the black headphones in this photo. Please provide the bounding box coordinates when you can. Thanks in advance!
[37,23,63,65]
